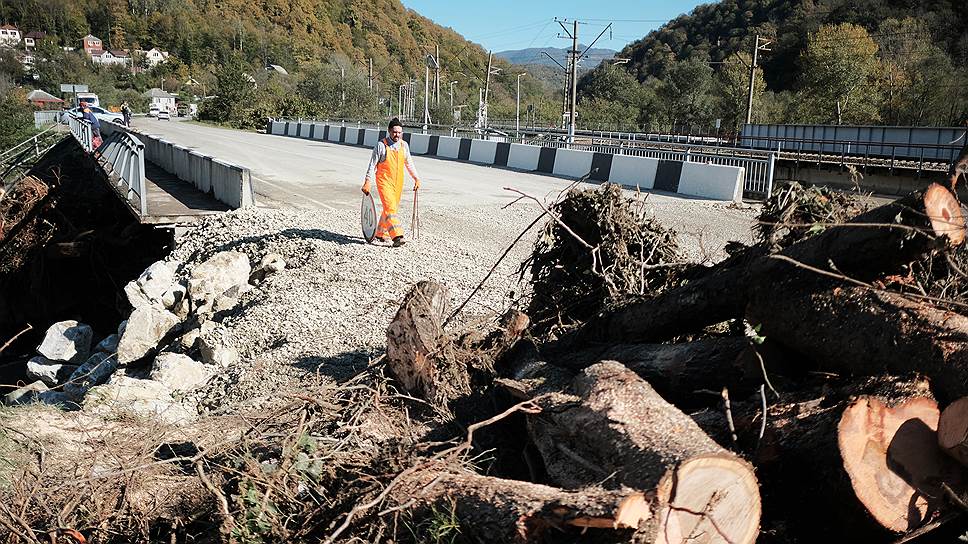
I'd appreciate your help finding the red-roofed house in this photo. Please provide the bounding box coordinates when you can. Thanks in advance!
[82,34,102,55]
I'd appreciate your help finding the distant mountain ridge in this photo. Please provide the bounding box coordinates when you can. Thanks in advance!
[496,46,617,68]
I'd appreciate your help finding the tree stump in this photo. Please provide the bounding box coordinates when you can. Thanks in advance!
[526,361,761,544]
[937,396,968,467]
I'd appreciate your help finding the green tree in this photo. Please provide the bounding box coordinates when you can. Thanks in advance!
[0,88,39,151]
[656,59,716,129]
[717,52,764,131]
[800,23,881,124]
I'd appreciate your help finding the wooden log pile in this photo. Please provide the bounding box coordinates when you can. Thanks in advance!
[383,181,968,543]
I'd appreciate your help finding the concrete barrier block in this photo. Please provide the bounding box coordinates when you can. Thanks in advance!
[409,134,430,154]
[298,121,312,138]
[312,123,326,140]
[469,140,498,164]
[609,155,659,189]
[270,120,285,135]
[553,149,595,178]
[344,127,361,145]
[363,129,381,146]
[285,122,298,137]
[327,125,341,142]
[678,162,745,202]
[436,136,461,158]
[211,159,245,208]
[507,144,540,170]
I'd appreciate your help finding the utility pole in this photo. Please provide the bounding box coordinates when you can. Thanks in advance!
[449,80,458,115]
[340,65,345,108]
[516,72,527,139]
[480,51,493,130]
[745,35,771,125]
[368,57,373,90]
[434,44,440,106]
[424,58,431,131]
[556,19,612,143]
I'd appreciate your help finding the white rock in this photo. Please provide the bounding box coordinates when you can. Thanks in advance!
[188,251,251,316]
[250,253,286,284]
[84,376,195,424]
[198,322,240,367]
[64,352,118,399]
[26,356,77,386]
[36,320,92,364]
[124,280,152,310]
[4,380,48,405]
[161,281,188,311]
[95,334,120,353]
[116,306,180,364]
[150,353,209,391]
[138,260,176,302]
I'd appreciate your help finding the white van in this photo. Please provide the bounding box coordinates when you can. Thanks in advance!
[76,92,100,108]
[148,105,160,117]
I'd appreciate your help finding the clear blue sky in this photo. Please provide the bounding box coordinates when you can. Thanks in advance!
[399,0,708,53]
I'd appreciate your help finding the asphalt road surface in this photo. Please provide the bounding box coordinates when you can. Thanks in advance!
[130,117,758,258]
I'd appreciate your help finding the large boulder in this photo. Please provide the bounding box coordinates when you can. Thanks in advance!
[116,306,179,364]
[150,353,209,391]
[125,260,177,310]
[26,356,77,386]
[64,352,119,399]
[36,320,93,364]
[188,252,251,316]
[84,376,195,424]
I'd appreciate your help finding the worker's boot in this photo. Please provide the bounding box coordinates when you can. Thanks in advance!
[392,236,406,247]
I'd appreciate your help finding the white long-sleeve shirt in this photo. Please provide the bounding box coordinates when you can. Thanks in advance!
[363,138,421,183]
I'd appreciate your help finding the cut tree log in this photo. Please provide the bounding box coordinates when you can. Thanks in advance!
[839,391,957,533]
[938,397,968,467]
[746,277,968,402]
[392,463,653,543]
[551,337,754,408]
[523,361,761,544]
[563,183,964,345]
[721,376,961,540]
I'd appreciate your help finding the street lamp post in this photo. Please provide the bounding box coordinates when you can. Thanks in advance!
[516,73,527,140]
[449,80,458,120]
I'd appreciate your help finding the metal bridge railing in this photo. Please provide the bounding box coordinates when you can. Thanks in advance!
[68,115,94,153]
[0,124,65,187]
[524,138,777,197]
[98,124,147,215]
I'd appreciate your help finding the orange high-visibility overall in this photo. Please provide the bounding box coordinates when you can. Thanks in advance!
[375,138,405,239]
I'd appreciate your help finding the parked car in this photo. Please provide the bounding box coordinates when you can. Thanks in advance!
[148,105,160,117]
[65,105,124,124]
[176,103,189,117]
[157,110,171,120]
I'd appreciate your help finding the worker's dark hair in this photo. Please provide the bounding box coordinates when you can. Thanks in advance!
[388,118,402,131]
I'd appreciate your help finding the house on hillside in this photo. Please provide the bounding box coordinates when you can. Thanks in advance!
[26,89,64,109]
[23,31,46,49]
[0,25,21,48]
[81,34,102,55]
[91,49,131,67]
[145,88,176,112]
[135,47,170,68]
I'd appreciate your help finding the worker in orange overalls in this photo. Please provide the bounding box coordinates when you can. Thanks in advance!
[361,118,422,246]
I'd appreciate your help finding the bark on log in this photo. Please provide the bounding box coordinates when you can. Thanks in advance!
[391,464,654,543]
[721,377,960,540]
[746,278,968,402]
[386,281,530,413]
[525,361,761,544]
[551,337,754,408]
[564,184,964,344]
[938,397,968,467]
[385,280,465,408]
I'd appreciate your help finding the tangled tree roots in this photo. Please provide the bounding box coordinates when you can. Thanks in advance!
[756,181,873,250]
[523,184,684,338]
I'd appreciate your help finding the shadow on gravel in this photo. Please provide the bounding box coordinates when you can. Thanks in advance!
[294,349,378,382]
[202,228,366,257]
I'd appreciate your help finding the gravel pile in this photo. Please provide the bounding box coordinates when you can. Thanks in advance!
[167,194,758,413]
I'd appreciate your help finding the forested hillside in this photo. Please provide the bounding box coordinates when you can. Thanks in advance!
[577,0,968,132]
[0,0,560,128]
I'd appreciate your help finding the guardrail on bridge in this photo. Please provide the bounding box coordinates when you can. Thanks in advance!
[99,122,147,215]
[68,115,94,153]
